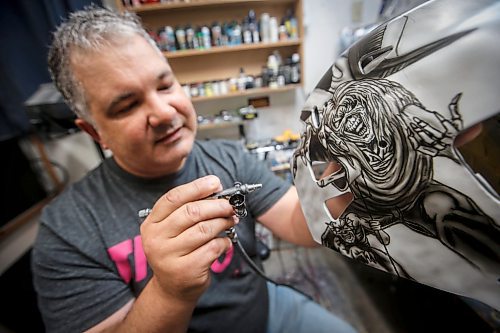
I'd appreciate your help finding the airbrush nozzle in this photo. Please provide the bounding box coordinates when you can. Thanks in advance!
[239,183,262,194]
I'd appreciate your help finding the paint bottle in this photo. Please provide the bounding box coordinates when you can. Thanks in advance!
[279,24,288,41]
[224,23,234,45]
[157,27,169,51]
[220,79,229,95]
[260,13,270,43]
[242,18,253,44]
[212,80,221,96]
[267,54,278,75]
[285,9,298,39]
[232,21,242,45]
[204,82,213,97]
[175,26,187,50]
[248,10,259,43]
[196,28,204,49]
[211,22,222,46]
[290,53,300,83]
[159,26,176,51]
[269,17,279,43]
[185,25,195,49]
[237,68,247,91]
[201,26,211,49]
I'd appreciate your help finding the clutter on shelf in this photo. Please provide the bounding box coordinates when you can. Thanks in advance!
[245,129,299,182]
[182,50,300,99]
[196,105,258,128]
[141,8,298,51]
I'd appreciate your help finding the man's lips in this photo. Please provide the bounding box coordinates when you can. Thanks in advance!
[155,127,182,145]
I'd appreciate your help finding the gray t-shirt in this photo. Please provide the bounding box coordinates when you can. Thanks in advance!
[32,140,291,333]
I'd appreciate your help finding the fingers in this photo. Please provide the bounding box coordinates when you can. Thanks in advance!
[147,175,223,223]
[171,216,237,255]
[188,236,233,268]
[160,199,234,238]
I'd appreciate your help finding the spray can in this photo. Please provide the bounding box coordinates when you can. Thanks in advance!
[211,22,222,46]
[201,26,212,49]
[175,26,187,50]
[248,10,259,43]
[242,18,252,44]
[185,25,195,49]
[260,13,270,43]
[232,21,242,45]
[269,17,279,43]
[159,26,176,51]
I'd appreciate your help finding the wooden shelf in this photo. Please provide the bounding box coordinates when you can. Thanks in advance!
[124,0,296,13]
[165,39,300,58]
[116,0,304,102]
[191,84,299,102]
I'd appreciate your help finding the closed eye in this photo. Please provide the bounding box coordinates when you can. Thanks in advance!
[158,84,172,92]
[117,100,139,114]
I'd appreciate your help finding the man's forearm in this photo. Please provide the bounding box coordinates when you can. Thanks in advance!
[91,276,196,333]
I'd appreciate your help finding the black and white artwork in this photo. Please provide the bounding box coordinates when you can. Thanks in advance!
[293,0,500,309]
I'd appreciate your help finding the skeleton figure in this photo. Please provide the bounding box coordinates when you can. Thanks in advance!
[322,212,411,278]
[294,78,500,277]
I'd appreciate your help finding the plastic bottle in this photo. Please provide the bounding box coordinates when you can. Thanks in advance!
[159,26,176,51]
[285,9,298,39]
[201,26,211,49]
[279,24,288,40]
[158,27,169,51]
[248,10,259,43]
[242,18,252,44]
[269,17,279,42]
[185,25,195,49]
[291,53,300,83]
[196,28,204,49]
[260,13,270,43]
[175,26,187,50]
[237,68,247,91]
[211,22,222,46]
[232,21,242,45]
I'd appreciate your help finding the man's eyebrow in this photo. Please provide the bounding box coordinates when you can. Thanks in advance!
[158,69,172,81]
[106,92,135,115]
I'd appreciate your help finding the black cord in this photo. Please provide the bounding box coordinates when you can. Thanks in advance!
[233,235,314,301]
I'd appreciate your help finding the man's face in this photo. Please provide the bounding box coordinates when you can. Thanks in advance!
[73,35,197,178]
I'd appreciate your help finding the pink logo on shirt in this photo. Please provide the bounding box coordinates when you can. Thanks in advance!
[108,236,233,283]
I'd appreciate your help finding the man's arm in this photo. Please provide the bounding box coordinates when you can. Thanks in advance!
[85,176,236,333]
[257,186,317,247]
[85,277,198,333]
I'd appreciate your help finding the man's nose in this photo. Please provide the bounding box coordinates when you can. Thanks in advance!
[147,92,176,127]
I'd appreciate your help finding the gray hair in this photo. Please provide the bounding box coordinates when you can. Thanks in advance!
[48,6,160,121]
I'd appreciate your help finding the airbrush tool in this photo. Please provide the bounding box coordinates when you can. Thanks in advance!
[138,181,262,226]
[137,182,311,299]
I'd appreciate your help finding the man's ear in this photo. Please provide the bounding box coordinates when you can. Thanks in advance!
[75,118,108,149]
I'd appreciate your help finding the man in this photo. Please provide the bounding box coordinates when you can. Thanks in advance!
[31,6,357,333]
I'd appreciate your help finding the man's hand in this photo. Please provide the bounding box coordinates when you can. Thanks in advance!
[140,175,236,303]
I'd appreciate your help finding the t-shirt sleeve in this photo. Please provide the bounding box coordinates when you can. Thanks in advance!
[32,221,134,333]
[228,141,292,218]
